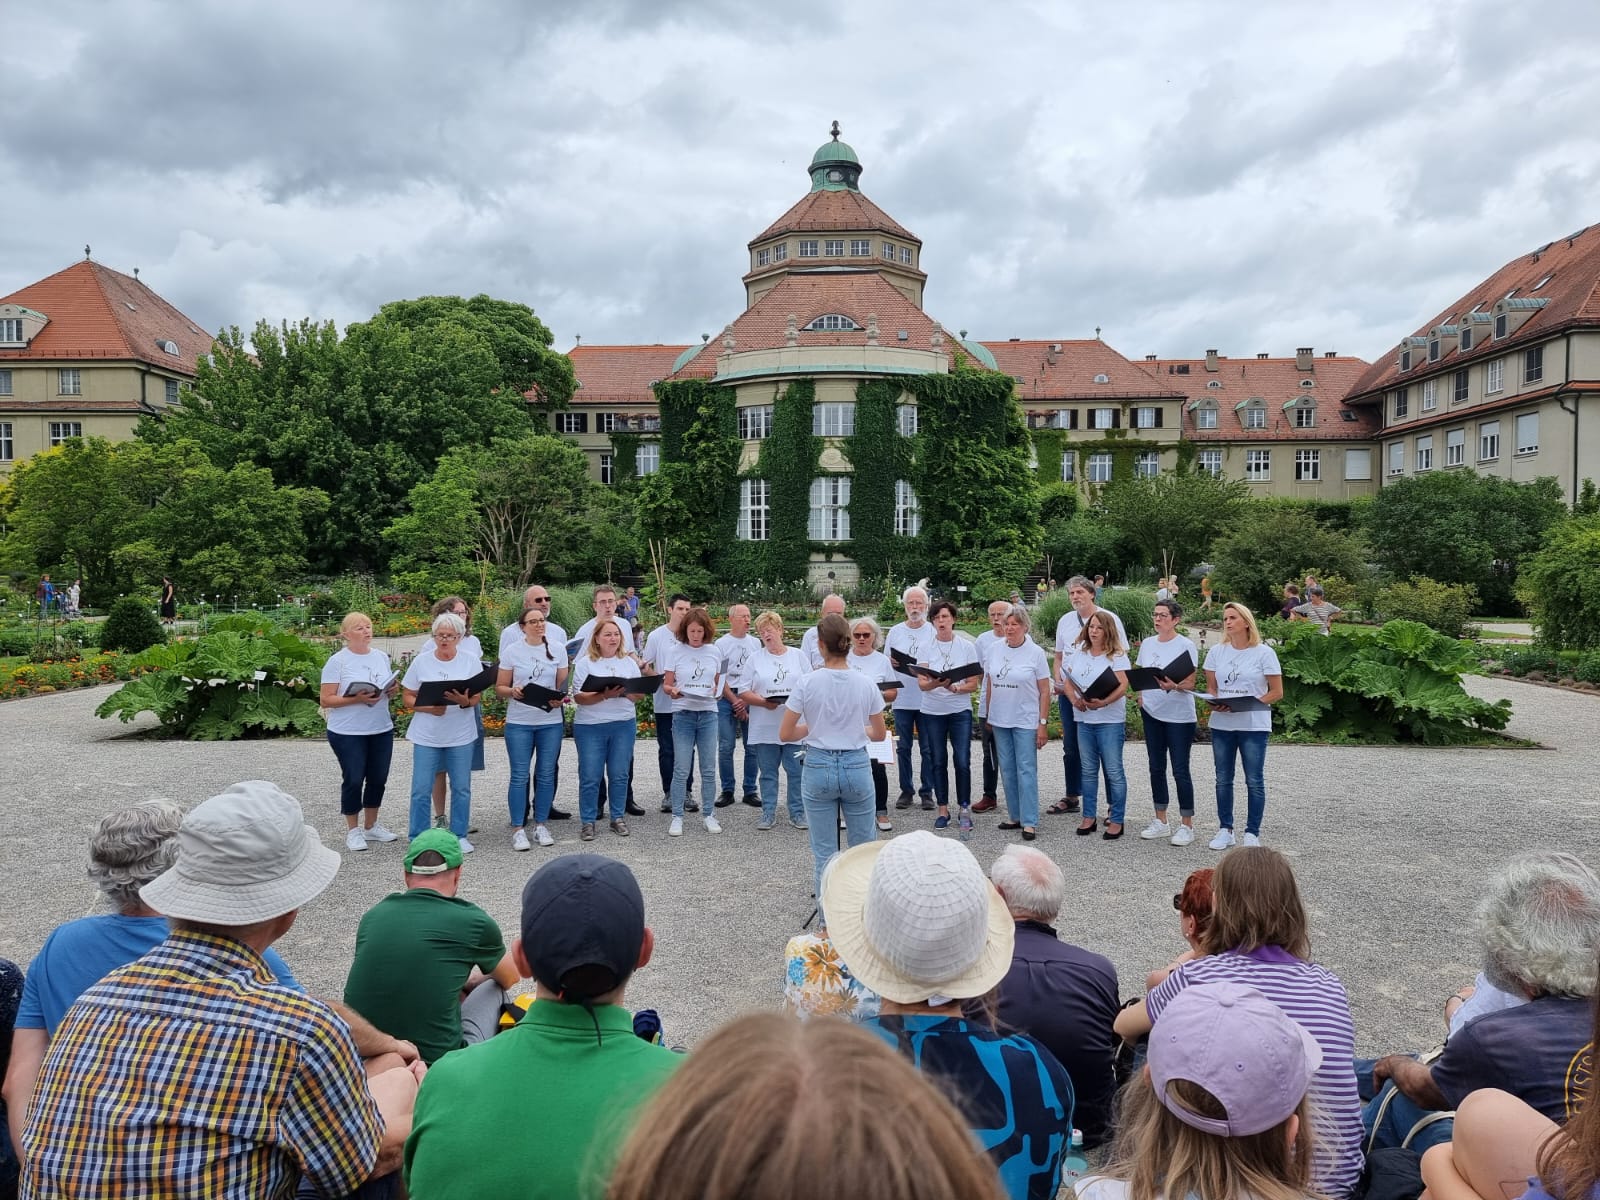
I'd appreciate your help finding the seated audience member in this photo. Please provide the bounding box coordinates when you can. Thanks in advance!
[19,781,422,1200]
[604,1012,1007,1200]
[0,958,19,1197]
[1365,850,1600,1154]
[782,932,879,1022]
[987,845,1121,1149]
[1114,846,1363,1198]
[822,831,1074,1200]
[343,830,521,1065]
[404,854,680,1200]
[1146,867,1215,991]
[1079,982,1320,1200]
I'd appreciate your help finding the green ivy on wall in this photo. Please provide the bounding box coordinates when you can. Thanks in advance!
[651,378,740,570]
[1075,431,1164,495]
[845,380,917,580]
[1030,428,1066,485]
[609,431,641,485]
[752,379,820,583]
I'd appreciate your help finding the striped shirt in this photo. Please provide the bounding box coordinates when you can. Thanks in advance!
[1146,946,1363,1198]
[21,930,383,1200]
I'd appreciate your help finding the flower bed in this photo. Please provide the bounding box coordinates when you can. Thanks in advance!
[0,652,151,700]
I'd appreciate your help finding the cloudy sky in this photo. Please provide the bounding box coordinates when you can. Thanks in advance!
[5,0,1599,365]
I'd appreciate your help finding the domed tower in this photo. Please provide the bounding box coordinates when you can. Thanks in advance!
[743,121,926,310]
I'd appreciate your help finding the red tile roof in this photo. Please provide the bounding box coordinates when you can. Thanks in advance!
[1146,355,1380,441]
[565,344,691,404]
[1345,222,1600,403]
[0,260,216,373]
[978,340,1185,401]
[750,189,919,244]
[668,271,950,380]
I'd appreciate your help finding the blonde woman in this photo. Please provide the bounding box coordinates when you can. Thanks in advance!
[1203,602,1283,850]
[319,612,400,851]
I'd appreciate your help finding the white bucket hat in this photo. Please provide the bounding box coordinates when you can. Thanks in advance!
[140,781,341,924]
[821,831,1014,1004]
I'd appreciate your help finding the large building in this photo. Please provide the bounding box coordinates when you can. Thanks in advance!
[0,256,213,476]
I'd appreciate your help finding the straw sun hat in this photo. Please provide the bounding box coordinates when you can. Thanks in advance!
[820,831,1014,1005]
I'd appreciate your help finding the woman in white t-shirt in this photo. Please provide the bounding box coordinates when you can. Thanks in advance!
[663,608,723,837]
[494,607,569,851]
[917,599,982,836]
[1060,610,1131,840]
[847,616,899,833]
[1136,598,1200,847]
[319,611,399,853]
[571,617,643,843]
[982,604,1052,840]
[741,611,810,831]
[1202,602,1283,850]
[779,613,888,926]
[419,595,488,832]
[402,611,482,849]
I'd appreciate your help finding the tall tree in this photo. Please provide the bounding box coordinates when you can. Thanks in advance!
[1209,507,1368,612]
[1097,471,1252,579]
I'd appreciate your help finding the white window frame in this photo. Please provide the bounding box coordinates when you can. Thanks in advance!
[1086,453,1113,484]
[1452,370,1470,405]
[1245,449,1271,481]
[772,243,787,262]
[812,402,855,437]
[599,453,613,485]
[0,421,12,460]
[808,476,851,541]
[555,412,586,434]
[1133,406,1160,429]
[881,242,895,260]
[894,480,921,537]
[756,248,770,267]
[0,318,22,342]
[1421,380,1436,411]
[1294,404,1315,429]
[896,404,918,436]
[824,239,844,256]
[1088,407,1117,430]
[1243,404,1266,429]
[1524,345,1544,384]
[1061,452,1076,483]
[899,247,913,264]
[1388,441,1405,476]
[1428,337,1441,362]
[1515,412,1538,455]
[595,412,618,434]
[1445,428,1465,467]
[635,442,660,475]
[806,314,858,332]
[1294,449,1320,481]
[850,239,871,256]
[58,368,81,396]
[1344,448,1372,481]
[0,368,12,395]
[1478,421,1500,462]
[165,378,180,405]
[739,478,771,541]
[1485,358,1504,394]
[1133,450,1159,479]
[1195,406,1218,430]
[798,239,819,258]
[1415,435,1433,472]
[1197,449,1223,477]
[49,421,83,446]
[738,405,774,440]
[1394,387,1409,418]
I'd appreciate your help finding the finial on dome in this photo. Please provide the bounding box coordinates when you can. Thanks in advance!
[830,119,841,142]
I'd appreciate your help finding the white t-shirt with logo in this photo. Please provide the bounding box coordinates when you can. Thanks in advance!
[571,654,641,725]
[1203,641,1281,734]
[574,616,636,656]
[1053,608,1127,660]
[402,651,482,747]
[885,620,932,711]
[745,647,810,744]
[668,642,722,713]
[786,666,885,751]
[1062,648,1132,726]
[420,634,484,662]
[641,625,679,714]
[975,629,1002,718]
[1136,634,1199,726]
[983,639,1051,730]
[499,619,567,662]
[919,634,981,718]
[845,648,896,699]
[716,632,761,696]
[321,647,395,736]
[501,639,566,728]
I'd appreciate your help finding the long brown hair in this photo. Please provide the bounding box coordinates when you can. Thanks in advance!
[1536,956,1600,1200]
[1201,848,1311,961]
[604,1013,1006,1200]
[1074,609,1127,658]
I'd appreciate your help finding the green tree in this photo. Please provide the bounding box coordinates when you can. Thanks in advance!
[1040,512,1134,583]
[1517,514,1600,650]
[1097,471,1251,579]
[1209,507,1368,612]
[383,456,481,595]
[0,438,136,597]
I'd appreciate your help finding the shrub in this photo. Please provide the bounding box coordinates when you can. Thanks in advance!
[1209,508,1368,613]
[1518,514,1600,651]
[1498,645,1564,678]
[99,598,166,654]
[1373,578,1479,639]
[1574,650,1600,685]
[1095,588,1155,643]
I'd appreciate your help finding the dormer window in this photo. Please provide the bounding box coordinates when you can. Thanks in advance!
[756,248,770,267]
[806,314,859,332]
[1206,380,1222,389]
[0,318,23,343]
[157,338,180,355]
[1460,327,1473,352]
[1400,349,1412,372]
[1293,400,1316,429]
[1238,398,1266,429]
[1299,379,1315,388]
[1494,313,1508,339]
[1093,373,1110,384]
[1428,338,1441,362]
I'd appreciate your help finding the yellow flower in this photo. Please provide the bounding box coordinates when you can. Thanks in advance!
[801,941,847,990]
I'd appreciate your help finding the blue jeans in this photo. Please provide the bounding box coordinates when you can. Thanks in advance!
[655,711,693,796]
[801,747,876,924]
[1211,727,1268,835]
[892,707,934,799]
[1058,696,1082,796]
[754,742,804,821]
[1361,1080,1454,1153]
[327,729,394,816]
[1077,721,1127,824]
[575,719,635,824]
[409,741,473,838]
[718,697,758,795]
[920,708,972,810]
[670,708,718,817]
[505,722,563,826]
[1143,714,1195,817]
[992,724,1040,827]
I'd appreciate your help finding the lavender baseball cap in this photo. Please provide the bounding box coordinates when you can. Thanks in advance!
[1148,981,1322,1137]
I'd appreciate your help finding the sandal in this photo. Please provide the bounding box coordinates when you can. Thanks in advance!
[1047,797,1081,815]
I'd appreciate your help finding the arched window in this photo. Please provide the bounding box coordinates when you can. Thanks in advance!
[806,314,859,332]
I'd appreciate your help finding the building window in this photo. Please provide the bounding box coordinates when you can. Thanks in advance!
[1294,404,1315,429]
[1428,337,1440,362]
[1195,406,1218,430]
[897,404,918,436]
[0,318,22,342]
[1445,428,1465,467]
[738,405,774,440]
[1088,407,1118,430]
[1294,449,1320,481]
[806,313,858,331]
[1452,370,1469,404]
[772,243,787,262]
[599,453,613,485]
[1515,412,1538,455]
[894,480,921,536]
[1050,409,1078,430]
[1479,421,1500,461]
[808,476,851,541]
[850,239,871,256]
[636,442,660,475]
[556,412,587,434]
[1486,358,1504,394]
[0,369,11,395]
[813,403,855,437]
[739,479,771,541]
[1393,387,1409,418]
[0,421,10,461]
[49,421,83,446]
[824,239,844,256]
[900,247,913,264]
[1086,453,1113,484]
[165,378,180,405]
[1061,453,1075,482]
[1422,380,1436,411]
[1460,327,1474,352]
[1134,451,1159,479]
[595,413,618,434]
[58,369,81,396]
[756,248,770,267]
[1388,441,1405,476]
[1494,313,1508,339]
[1344,448,1372,481]
[1245,449,1271,481]
[1197,449,1223,476]
[1134,406,1162,429]
[798,239,819,258]
[882,242,895,260]
[1243,405,1266,430]
[1524,345,1544,384]
[1400,348,1413,372]
[1415,435,1433,471]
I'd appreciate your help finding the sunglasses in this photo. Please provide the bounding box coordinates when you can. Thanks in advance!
[1172,892,1184,911]
[852,632,874,640]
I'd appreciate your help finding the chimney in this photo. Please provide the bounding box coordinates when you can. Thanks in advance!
[1256,352,1270,360]
[1205,349,1219,372]
[1145,354,1157,361]
[1324,350,1337,358]
[1295,347,1314,371]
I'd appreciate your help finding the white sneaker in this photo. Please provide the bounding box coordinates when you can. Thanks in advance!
[1139,819,1170,840]
[668,817,684,837]
[1241,832,1262,847]
[363,823,398,843]
[1208,829,1235,851]
[345,827,368,852]
[458,837,475,854]
[1170,824,1195,846]
[535,824,554,847]
[704,815,722,834]
[512,828,531,852]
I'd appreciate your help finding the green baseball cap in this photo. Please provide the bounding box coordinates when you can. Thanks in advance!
[404,829,464,875]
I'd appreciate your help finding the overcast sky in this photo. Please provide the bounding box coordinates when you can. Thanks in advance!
[5,0,1599,365]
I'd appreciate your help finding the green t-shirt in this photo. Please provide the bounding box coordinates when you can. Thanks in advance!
[343,888,506,1064]
[404,1000,682,1200]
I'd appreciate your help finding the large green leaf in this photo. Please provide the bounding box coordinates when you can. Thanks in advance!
[94,674,191,725]
[188,688,250,740]
[184,633,280,684]
[1278,633,1359,687]
[241,687,325,734]
[1275,679,1334,733]
[129,641,196,671]
[267,630,326,671]
[1372,621,1477,675]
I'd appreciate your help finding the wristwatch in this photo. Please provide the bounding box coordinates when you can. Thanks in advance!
[1038,718,1048,726]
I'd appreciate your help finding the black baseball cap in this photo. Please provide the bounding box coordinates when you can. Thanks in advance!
[520,854,646,1001]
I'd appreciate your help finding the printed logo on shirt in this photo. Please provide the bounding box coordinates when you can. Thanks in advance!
[1566,1040,1594,1118]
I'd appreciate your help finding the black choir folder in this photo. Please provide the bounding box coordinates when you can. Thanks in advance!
[579,673,663,696]
[913,662,984,684]
[514,682,567,709]
[889,647,918,672]
[343,672,399,698]
[1126,652,1195,693]
[1197,693,1269,713]
[1080,667,1121,702]
[412,661,499,707]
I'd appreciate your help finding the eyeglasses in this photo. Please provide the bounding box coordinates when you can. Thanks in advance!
[852,632,874,640]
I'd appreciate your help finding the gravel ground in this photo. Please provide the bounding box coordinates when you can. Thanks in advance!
[1,673,1595,1056]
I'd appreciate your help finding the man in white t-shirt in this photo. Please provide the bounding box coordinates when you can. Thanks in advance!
[643,594,694,812]
[800,593,847,669]
[971,600,1010,813]
[497,583,581,821]
[571,584,637,656]
[885,585,936,810]
[1050,576,1127,815]
[715,603,761,808]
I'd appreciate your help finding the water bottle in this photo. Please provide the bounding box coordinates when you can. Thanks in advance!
[1061,1128,1090,1195]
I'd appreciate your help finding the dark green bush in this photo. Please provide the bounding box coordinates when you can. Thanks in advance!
[1374,578,1479,639]
[1574,651,1600,685]
[98,598,166,654]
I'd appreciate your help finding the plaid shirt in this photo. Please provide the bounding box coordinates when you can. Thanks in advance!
[21,929,383,1200]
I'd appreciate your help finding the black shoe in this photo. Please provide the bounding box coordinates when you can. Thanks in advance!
[659,800,673,813]
[1076,819,1098,836]
[920,795,936,811]
[626,800,646,816]
[548,807,572,821]
[1102,823,1125,841]
[686,802,701,814]
[741,793,761,808]
[715,791,735,808]
[895,791,914,810]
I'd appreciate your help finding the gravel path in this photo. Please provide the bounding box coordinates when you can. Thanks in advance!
[2,674,1594,1054]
